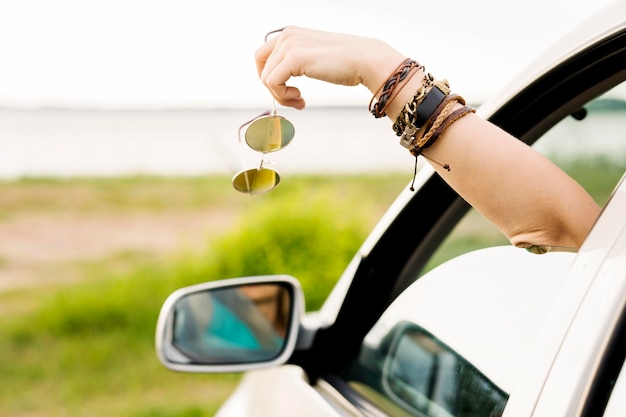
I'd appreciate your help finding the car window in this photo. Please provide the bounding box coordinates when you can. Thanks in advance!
[424,83,626,274]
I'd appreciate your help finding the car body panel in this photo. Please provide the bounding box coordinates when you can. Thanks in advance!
[504,174,626,417]
[216,365,357,417]
[360,246,576,393]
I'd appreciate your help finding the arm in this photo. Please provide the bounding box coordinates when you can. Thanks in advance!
[255,26,600,250]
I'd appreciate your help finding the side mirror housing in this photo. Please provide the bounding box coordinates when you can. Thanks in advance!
[155,275,304,373]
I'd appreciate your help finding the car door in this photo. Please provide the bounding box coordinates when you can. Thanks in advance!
[503,172,626,417]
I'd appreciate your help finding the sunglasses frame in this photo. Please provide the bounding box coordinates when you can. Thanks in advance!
[231,27,292,195]
[232,103,295,194]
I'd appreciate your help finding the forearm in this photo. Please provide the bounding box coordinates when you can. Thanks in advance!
[257,26,602,250]
[381,71,601,249]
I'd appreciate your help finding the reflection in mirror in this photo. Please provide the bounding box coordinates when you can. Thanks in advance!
[170,283,292,365]
[384,323,507,417]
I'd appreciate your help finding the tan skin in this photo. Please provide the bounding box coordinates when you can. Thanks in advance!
[255,26,601,251]
[239,284,289,337]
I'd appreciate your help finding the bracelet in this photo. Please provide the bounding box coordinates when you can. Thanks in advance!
[377,66,421,118]
[413,93,465,150]
[392,75,449,136]
[415,86,447,127]
[407,102,475,186]
[403,94,461,159]
[369,65,476,186]
[405,89,475,185]
[425,105,476,148]
[382,72,475,190]
[369,58,422,118]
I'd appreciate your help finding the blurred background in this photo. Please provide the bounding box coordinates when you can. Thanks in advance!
[0,0,621,416]
[0,0,618,179]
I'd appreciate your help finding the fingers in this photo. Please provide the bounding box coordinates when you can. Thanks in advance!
[255,26,306,109]
[253,26,403,109]
[254,32,279,79]
[270,85,305,109]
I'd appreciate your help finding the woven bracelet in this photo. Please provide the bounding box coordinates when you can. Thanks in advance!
[400,93,458,152]
[425,105,476,147]
[415,94,465,149]
[409,100,475,172]
[369,58,421,118]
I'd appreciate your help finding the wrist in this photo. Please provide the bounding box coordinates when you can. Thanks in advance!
[361,42,406,93]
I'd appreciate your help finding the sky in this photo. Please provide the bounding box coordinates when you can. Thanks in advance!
[0,0,618,110]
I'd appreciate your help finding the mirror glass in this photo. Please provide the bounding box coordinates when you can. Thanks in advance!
[170,283,292,364]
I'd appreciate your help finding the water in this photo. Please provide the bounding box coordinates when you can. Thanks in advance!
[0,107,624,179]
[0,107,412,179]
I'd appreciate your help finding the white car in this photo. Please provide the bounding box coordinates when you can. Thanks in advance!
[155,1,626,416]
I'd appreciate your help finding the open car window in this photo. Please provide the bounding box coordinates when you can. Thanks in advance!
[338,83,626,416]
[424,83,626,274]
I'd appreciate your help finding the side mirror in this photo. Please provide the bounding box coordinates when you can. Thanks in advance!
[155,275,304,373]
[382,322,507,416]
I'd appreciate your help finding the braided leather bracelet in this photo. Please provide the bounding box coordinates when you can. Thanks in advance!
[369,58,422,118]
[426,105,476,148]
[413,93,465,150]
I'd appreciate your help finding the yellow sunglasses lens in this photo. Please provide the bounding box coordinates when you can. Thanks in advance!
[232,168,281,194]
[245,116,295,153]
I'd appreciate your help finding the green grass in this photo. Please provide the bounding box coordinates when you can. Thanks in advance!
[0,158,622,417]
[0,173,407,417]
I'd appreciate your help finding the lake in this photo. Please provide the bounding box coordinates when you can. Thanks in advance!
[0,106,624,179]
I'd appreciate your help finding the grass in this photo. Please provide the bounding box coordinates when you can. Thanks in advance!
[0,173,408,417]
[0,158,623,417]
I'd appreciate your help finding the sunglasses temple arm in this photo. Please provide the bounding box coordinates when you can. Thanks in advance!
[264,27,285,42]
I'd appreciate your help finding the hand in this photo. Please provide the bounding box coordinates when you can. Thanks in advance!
[255,26,406,109]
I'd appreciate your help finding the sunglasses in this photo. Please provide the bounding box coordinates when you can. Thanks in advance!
[231,103,295,194]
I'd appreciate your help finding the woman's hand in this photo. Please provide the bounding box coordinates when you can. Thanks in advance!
[255,26,405,109]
